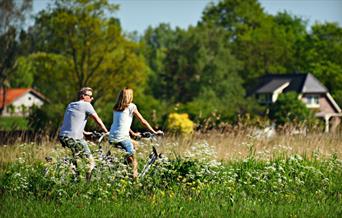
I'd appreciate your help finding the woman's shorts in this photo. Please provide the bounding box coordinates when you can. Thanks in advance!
[110,139,135,156]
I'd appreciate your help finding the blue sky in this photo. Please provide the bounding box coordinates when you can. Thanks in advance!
[32,0,342,34]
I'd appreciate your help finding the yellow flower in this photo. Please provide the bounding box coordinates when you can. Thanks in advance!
[167,113,194,134]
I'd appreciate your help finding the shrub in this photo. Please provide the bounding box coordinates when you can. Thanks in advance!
[0,117,29,130]
[166,113,194,134]
[269,92,317,127]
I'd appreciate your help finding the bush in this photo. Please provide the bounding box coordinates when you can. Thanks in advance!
[269,92,317,127]
[0,117,28,130]
[28,104,64,135]
[166,113,194,134]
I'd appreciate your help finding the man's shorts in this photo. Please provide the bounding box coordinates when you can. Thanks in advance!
[109,139,135,156]
[59,136,92,157]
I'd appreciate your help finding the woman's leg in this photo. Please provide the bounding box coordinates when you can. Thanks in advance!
[118,139,138,178]
[127,155,138,178]
[131,140,139,178]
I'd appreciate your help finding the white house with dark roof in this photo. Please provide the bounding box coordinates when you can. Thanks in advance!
[250,73,341,132]
[0,88,48,117]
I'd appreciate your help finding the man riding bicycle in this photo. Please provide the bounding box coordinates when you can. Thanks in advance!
[59,87,108,182]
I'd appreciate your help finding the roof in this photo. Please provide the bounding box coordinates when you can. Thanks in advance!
[254,73,328,94]
[250,73,341,113]
[0,88,48,109]
[256,79,291,93]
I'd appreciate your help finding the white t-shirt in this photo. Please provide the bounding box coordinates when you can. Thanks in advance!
[109,103,137,142]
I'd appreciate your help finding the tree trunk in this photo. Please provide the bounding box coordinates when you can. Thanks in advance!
[0,85,7,116]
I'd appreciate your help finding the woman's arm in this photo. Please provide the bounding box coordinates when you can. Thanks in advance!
[133,108,163,135]
[129,129,141,137]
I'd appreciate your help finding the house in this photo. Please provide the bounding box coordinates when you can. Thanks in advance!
[0,88,48,117]
[250,73,341,132]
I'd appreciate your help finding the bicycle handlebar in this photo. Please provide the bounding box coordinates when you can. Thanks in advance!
[141,132,154,138]
[91,131,162,144]
[91,131,106,143]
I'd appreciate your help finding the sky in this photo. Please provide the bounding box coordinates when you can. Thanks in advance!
[32,0,342,34]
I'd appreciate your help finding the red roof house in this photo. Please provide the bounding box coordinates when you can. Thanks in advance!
[0,88,48,117]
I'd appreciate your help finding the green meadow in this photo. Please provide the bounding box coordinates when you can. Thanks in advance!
[1,132,341,217]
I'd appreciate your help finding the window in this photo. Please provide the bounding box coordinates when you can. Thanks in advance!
[257,94,272,104]
[28,97,32,100]
[306,95,319,106]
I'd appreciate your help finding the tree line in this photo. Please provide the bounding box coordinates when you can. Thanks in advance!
[1,0,341,133]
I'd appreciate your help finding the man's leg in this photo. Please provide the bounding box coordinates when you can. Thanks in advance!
[78,139,95,182]
[59,136,80,180]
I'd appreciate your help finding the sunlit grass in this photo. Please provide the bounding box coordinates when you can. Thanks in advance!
[1,131,341,217]
[153,131,342,161]
[1,131,341,167]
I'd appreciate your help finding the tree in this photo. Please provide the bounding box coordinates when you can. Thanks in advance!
[302,23,342,106]
[30,0,147,99]
[201,0,265,41]
[25,0,149,132]
[201,1,309,84]
[143,23,245,122]
[0,0,32,114]
[233,13,307,82]
[142,23,177,98]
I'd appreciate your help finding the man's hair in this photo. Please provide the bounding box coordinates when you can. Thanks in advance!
[113,88,133,111]
[78,87,93,99]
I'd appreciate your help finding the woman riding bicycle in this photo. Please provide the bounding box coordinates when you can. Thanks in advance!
[109,88,163,178]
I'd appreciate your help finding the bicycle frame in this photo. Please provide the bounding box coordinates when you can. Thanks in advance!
[139,146,159,178]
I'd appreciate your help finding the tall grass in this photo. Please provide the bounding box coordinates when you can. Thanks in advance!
[1,131,342,217]
[154,130,342,161]
[1,130,341,167]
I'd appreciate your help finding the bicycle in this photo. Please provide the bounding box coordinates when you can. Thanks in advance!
[44,131,163,183]
[91,131,163,179]
[137,132,163,178]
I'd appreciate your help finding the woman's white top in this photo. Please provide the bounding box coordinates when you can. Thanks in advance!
[109,103,137,143]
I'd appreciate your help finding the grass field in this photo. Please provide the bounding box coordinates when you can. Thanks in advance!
[1,131,342,217]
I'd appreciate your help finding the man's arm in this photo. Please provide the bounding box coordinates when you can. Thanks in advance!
[90,113,109,133]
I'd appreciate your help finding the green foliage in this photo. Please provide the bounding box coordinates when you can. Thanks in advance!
[234,15,308,82]
[23,0,149,131]
[24,53,76,103]
[3,0,341,131]
[1,142,342,217]
[202,0,266,40]
[0,117,28,130]
[0,0,32,115]
[2,193,342,217]
[32,0,148,96]
[269,92,316,126]
[143,23,176,93]
[143,24,245,123]
[132,94,168,130]
[203,1,309,83]
[303,23,342,106]
[28,104,65,134]
[8,57,34,88]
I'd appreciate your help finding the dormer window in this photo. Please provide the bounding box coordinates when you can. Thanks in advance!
[306,95,319,107]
